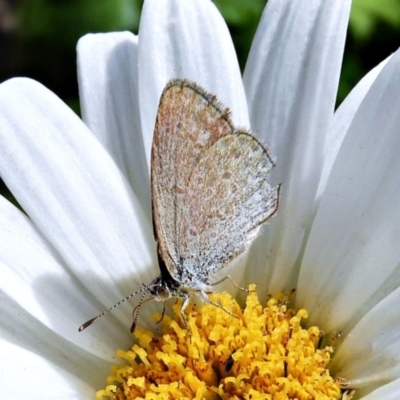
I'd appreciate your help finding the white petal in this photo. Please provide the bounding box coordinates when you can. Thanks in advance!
[0,78,158,351]
[243,0,352,292]
[0,195,135,360]
[138,0,248,162]
[298,48,400,332]
[0,339,95,399]
[331,288,400,390]
[360,378,400,399]
[317,55,391,198]
[0,290,109,388]
[77,32,151,218]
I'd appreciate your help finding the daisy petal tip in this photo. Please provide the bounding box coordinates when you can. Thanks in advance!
[77,30,137,51]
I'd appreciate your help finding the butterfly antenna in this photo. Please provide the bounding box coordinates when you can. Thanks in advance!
[78,287,147,332]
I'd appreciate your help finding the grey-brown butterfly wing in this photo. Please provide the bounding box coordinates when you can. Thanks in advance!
[151,79,235,279]
[177,131,280,281]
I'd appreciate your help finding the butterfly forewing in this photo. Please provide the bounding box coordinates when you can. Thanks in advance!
[151,79,235,279]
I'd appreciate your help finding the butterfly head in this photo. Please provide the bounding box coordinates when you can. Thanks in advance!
[128,275,183,333]
[146,276,175,301]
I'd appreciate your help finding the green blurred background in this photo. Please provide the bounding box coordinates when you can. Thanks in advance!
[1,0,400,203]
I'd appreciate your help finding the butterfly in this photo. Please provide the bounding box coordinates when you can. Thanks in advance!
[79,79,280,333]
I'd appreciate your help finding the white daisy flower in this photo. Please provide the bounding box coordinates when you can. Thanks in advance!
[1,0,399,398]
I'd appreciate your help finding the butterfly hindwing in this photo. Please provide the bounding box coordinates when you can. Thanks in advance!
[177,131,279,281]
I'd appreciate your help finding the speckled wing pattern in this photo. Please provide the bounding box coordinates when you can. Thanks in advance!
[151,79,279,283]
[178,132,279,281]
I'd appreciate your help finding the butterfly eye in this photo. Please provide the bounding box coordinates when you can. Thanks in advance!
[157,286,171,299]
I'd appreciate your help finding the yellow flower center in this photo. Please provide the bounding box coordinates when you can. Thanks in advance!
[97,285,345,400]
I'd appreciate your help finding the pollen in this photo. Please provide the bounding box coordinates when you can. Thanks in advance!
[97,285,342,400]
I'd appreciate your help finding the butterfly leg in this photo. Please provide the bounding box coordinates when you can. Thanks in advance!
[179,292,190,328]
[199,290,238,319]
[211,274,254,292]
[155,301,167,324]
[130,294,152,333]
